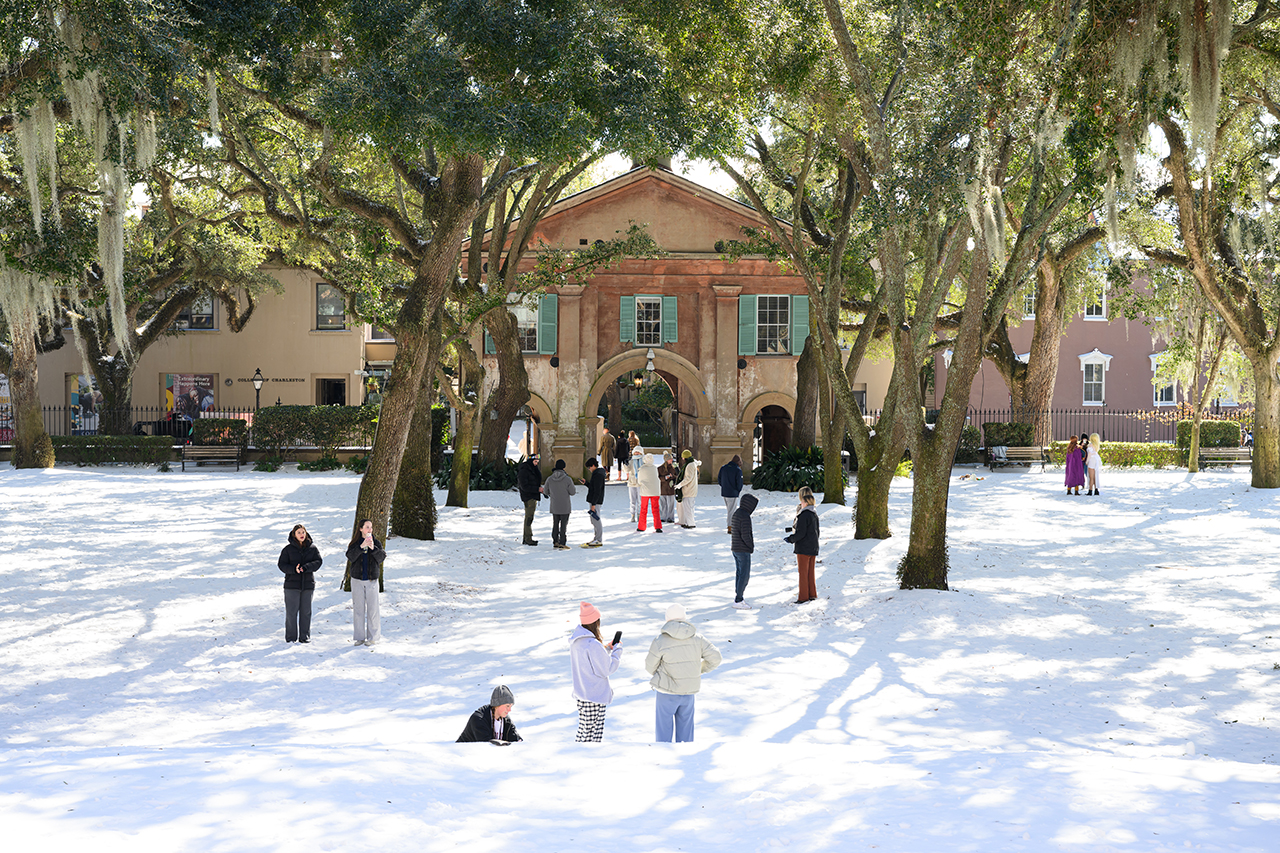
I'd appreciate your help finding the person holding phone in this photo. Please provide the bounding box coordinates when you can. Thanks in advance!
[569,601,622,742]
[644,603,722,743]
[345,518,386,646]
[278,524,322,643]
[785,486,820,603]
[581,457,606,547]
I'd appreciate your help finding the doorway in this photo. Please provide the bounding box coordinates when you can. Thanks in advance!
[317,378,347,406]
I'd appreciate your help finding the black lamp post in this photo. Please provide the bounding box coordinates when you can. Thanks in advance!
[252,368,264,412]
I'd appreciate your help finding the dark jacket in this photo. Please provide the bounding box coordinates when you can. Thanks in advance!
[617,436,631,462]
[345,537,386,583]
[278,540,322,590]
[517,458,543,502]
[658,461,678,496]
[456,705,522,743]
[730,494,758,553]
[718,461,744,498]
[586,467,606,505]
[785,505,820,556]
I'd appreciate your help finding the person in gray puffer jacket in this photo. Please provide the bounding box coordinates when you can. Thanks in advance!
[544,459,577,550]
[644,603,722,743]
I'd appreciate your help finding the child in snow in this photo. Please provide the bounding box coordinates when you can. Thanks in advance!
[1064,435,1085,495]
[1086,433,1103,495]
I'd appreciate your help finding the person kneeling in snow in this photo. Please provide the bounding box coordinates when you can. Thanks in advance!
[456,685,523,743]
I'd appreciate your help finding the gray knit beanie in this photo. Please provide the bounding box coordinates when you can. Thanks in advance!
[491,684,515,707]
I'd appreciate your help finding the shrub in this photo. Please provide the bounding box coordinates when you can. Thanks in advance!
[1046,440,1186,468]
[895,459,913,477]
[344,453,369,474]
[298,454,342,472]
[52,435,174,466]
[749,445,845,493]
[251,405,380,457]
[433,455,519,490]
[191,418,249,448]
[1176,420,1242,448]
[983,422,1035,447]
[956,424,983,463]
[252,406,309,456]
[254,455,284,472]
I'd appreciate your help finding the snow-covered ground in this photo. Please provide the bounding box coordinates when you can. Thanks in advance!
[1,465,1277,851]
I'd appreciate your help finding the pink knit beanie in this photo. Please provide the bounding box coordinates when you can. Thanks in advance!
[579,601,601,624]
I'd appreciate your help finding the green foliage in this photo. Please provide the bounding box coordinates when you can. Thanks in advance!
[956,424,983,463]
[191,418,249,448]
[157,460,171,472]
[252,406,310,455]
[253,455,284,472]
[251,405,379,456]
[1176,420,1242,448]
[982,422,1035,447]
[344,453,370,474]
[1046,441,1185,469]
[622,381,674,428]
[52,436,174,466]
[895,459,913,478]
[749,445,844,493]
[298,455,343,472]
[433,455,519,491]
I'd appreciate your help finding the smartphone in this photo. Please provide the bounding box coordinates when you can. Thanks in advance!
[785,527,793,533]
[612,630,623,646]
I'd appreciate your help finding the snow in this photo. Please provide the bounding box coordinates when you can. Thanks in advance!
[1,465,1277,851]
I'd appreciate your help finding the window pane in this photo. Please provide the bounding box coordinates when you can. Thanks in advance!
[511,305,538,352]
[756,295,790,354]
[635,298,661,346]
[317,283,345,330]
[177,294,214,330]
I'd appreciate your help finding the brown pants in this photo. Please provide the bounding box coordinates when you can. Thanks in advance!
[796,554,816,602]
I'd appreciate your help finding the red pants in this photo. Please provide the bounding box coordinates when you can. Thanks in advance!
[638,496,662,530]
[796,554,816,602]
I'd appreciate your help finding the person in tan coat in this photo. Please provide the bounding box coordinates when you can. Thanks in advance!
[644,603,722,742]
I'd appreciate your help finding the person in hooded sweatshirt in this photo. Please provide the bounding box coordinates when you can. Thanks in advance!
[785,486,820,603]
[456,685,523,743]
[636,453,663,532]
[718,455,744,534]
[644,603,722,743]
[569,601,622,742]
[278,523,322,643]
[730,493,758,609]
[545,459,577,550]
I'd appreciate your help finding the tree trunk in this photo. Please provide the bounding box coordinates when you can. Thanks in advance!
[896,428,952,590]
[93,355,136,436]
[477,308,531,463]
[793,336,819,448]
[7,327,54,469]
[447,401,478,507]
[1250,359,1280,488]
[817,365,846,504]
[390,364,441,541]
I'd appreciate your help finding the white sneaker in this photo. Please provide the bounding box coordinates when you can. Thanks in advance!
[732,600,752,610]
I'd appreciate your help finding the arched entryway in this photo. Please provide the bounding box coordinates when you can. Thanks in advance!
[739,391,798,469]
[582,349,713,463]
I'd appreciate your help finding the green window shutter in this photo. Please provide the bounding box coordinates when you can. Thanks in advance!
[619,295,635,344]
[484,330,496,354]
[790,295,810,354]
[738,295,757,355]
[538,294,558,355]
[661,296,678,344]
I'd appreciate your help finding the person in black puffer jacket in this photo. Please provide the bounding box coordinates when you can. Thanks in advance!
[784,486,820,604]
[456,685,523,743]
[517,453,543,546]
[278,524,322,643]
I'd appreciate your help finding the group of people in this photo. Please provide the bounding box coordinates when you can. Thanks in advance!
[1064,433,1104,495]
[276,519,386,646]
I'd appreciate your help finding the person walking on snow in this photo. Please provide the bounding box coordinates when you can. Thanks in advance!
[545,459,577,550]
[517,453,543,546]
[644,603,722,743]
[278,523,321,643]
[730,493,758,609]
[718,454,744,534]
[344,518,386,646]
[637,453,663,532]
[581,456,606,547]
[676,449,701,528]
[569,601,622,742]
[456,685,523,743]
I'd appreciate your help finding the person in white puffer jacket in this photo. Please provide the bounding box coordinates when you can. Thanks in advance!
[644,603,722,743]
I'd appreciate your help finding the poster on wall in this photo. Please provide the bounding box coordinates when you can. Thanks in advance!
[0,375,12,441]
[166,374,216,417]
[71,375,103,435]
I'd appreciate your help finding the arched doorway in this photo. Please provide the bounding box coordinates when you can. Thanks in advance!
[759,404,793,459]
[738,391,798,470]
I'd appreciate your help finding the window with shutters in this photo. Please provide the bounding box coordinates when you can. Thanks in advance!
[757,296,791,354]
[511,304,539,352]
[635,297,662,346]
[1078,348,1112,406]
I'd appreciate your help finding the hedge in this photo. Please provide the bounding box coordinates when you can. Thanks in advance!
[749,445,845,492]
[52,435,174,465]
[1176,420,1242,448]
[251,405,379,457]
[191,418,249,448]
[1045,440,1185,468]
[982,421,1035,447]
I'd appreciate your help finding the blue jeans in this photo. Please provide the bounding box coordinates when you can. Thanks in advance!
[655,692,696,742]
[732,551,751,602]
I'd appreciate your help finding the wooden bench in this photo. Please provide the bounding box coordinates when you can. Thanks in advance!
[1197,447,1252,468]
[182,445,242,471]
[988,446,1048,471]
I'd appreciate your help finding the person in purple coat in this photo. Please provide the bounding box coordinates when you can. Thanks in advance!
[1064,435,1085,495]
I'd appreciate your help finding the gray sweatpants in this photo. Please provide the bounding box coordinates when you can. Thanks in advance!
[351,578,380,643]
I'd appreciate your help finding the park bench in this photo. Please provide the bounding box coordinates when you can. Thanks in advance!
[1197,447,1252,468]
[987,445,1048,472]
[182,444,242,471]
